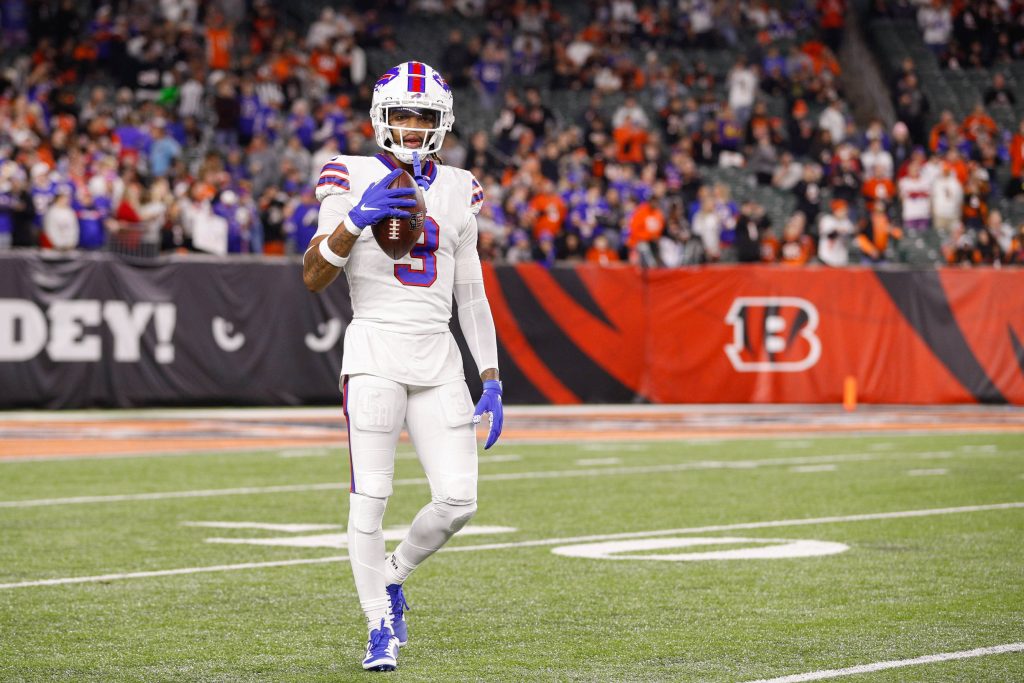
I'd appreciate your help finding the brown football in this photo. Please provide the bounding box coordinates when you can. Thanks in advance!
[371,170,426,260]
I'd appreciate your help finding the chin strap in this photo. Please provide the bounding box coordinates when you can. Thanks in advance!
[410,151,431,192]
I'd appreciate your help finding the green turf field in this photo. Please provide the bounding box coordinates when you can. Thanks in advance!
[1,432,1022,682]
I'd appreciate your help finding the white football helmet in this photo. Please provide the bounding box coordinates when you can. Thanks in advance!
[370,61,454,164]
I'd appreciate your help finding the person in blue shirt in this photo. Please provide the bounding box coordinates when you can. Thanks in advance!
[148,119,182,177]
[74,187,111,250]
[0,176,16,248]
[238,78,262,147]
[285,186,320,253]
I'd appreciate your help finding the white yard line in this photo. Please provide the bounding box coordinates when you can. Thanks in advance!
[439,502,1024,553]
[742,642,1024,683]
[790,464,838,473]
[0,556,349,590]
[0,453,897,508]
[1,501,1020,590]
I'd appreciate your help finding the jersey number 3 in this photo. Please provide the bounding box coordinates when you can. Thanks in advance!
[394,216,439,287]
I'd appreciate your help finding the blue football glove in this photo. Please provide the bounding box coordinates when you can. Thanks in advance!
[346,168,417,230]
[472,380,503,450]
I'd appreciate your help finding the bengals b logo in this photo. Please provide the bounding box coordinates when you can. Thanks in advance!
[724,297,822,372]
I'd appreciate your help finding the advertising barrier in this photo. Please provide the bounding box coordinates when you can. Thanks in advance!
[1,252,1021,408]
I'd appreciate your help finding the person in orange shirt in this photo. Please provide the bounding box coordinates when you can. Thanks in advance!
[310,46,340,88]
[627,198,665,250]
[1007,119,1024,198]
[206,11,233,71]
[613,118,648,164]
[526,178,567,239]
[585,233,621,265]
[961,103,998,143]
[857,201,903,264]
[928,110,959,153]
[861,164,896,206]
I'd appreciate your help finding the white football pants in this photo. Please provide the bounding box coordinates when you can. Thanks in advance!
[343,373,478,628]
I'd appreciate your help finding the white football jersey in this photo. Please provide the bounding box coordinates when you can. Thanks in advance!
[313,153,485,386]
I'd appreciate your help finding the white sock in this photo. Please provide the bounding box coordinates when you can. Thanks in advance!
[348,494,392,635]
[384,551,415,586]
[362,600,392,634]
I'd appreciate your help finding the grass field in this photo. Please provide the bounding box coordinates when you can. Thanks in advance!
[1,418,1023,682]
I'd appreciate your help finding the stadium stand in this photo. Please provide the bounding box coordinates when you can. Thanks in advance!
[1,0,1023,266]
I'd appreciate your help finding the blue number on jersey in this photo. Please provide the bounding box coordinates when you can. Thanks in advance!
[394,216,439,287]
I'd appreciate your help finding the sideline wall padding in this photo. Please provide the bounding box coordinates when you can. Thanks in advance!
[1,253,1021,408]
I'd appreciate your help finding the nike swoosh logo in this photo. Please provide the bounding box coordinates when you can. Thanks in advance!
[360,204,380,212]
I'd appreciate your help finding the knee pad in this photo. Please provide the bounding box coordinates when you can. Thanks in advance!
[354,471,393,499]
[349,493,388,534]
[435,474,477,507]
[431,499,477,535]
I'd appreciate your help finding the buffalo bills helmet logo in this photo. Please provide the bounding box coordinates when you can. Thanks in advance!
[374,67,401,91]
[432,72,451,93]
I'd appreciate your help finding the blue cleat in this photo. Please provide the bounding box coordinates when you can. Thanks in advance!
[386,584,409,647]
[361,618,399,671]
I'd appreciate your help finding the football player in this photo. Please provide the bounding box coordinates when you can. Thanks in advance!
[302,62,503,672]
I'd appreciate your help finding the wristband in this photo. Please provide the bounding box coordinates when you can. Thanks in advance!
[318,237,348,268]
[343,215,363,236]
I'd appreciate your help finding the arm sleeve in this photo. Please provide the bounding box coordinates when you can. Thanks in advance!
[454,280,499,375]
[453,213,497,373]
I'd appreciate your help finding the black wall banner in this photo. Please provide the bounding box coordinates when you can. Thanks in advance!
[0,252,360,409]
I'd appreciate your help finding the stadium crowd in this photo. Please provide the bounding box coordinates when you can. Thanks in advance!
[2,0,1024,266]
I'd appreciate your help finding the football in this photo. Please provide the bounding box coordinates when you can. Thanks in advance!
[371,170,426,260]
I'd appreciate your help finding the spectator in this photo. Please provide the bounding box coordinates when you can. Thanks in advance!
[818,98,846,145]
[1005,224,1024,265]
[473,41,505,110]
[793,163,825,227]
[205,9,233,72]
[726,56,758,125]
[898,160,932,232]
[817,0,846,52]
[585,233,620,265]
[691,186,723,261]
[931,163,963,241]
[1007,119,1024,199]
[43,189,79,251]
[505,229,534,263]
[987,210,1014,255]
[749,132,778,186]
[441,29,476,89]
[626,188,666,266]
[961,176,989,232]
[917,0,952,56]
[857,201,903,265]
[148,119,182,178]
[772,151,804,190]
[817,199,854,266]
[862,164,896,207]
[983,73,1016,108]
[896,73,929,144]
[962,103,998,144]
[526,179,567,240]
[778,212,815,265]
[861,138,893,180]
[734,199,772,263]
[74,187,111,251]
